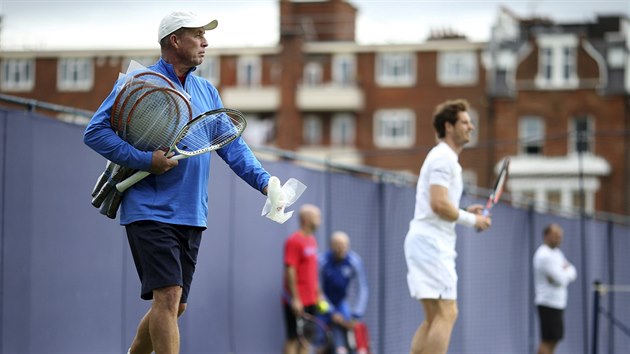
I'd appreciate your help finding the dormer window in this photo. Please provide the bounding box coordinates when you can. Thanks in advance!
[535,34,578,89]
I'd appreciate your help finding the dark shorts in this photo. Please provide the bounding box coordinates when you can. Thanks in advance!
[125,220,203,303]
[284,303,318,340]
[538,305,564,342]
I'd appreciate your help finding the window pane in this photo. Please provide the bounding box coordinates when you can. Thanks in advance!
[519,116,544,155]
[376,53,415,86]
[303,115,322,145]
[331,114,355,146]
[374,109,415,148]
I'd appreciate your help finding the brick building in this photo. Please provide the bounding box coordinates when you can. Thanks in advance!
[1,1,628,215]
[486,8,630,215]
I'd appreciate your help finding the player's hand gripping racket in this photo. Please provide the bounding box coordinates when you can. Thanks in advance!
[297,313,331,350]
[483,157,510,216]
[114,108,247,193]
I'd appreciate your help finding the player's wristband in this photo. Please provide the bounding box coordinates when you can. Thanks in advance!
[456,209,477,228]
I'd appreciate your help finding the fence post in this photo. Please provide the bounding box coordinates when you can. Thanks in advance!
[592,280,600,354]
[377,174,386,354]
[606,220,614,354]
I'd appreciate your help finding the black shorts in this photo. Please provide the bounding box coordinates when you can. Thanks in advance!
[125,220,203,303]
[284,303,318,340]
[537,305,564,342]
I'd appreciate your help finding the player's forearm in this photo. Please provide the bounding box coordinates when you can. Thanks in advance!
[285,267,300,299]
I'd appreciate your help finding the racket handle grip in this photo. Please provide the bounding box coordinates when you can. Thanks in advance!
[91,160,115,197]
[92,180,115,208]
[116,170,151,193]
[115,154,187,192]
[105,190,124,219]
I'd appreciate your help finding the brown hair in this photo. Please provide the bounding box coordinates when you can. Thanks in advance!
[433,99,469,138]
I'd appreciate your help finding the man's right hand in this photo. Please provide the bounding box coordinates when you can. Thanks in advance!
[149,150,178,175]
[291,298,304,317]
[474,214,492,231]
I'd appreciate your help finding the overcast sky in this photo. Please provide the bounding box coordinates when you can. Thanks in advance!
[0,0,628,50]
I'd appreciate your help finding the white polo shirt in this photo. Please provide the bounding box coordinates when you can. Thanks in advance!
[533,244,577,309]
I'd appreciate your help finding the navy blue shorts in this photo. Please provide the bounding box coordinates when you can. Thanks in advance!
[125,220,203,303]
[537,305,564,342]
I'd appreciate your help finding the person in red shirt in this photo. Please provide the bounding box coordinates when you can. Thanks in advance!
[283,204,325,354]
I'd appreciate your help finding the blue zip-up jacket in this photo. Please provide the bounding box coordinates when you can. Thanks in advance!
[319,250,369,319]
[84,58,270,227]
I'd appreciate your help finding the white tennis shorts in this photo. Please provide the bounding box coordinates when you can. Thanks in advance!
[404,231,458,300]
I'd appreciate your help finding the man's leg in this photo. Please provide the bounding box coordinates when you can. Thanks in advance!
[131,285,182,354]
[129,302,187,354]
[410,299,458,354]
[537,340,558,354]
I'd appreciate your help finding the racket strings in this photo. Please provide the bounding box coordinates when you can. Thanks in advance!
[125,88,191,151]
[111,72,177,136]
[174,112,246,155]
[299,317,329,347]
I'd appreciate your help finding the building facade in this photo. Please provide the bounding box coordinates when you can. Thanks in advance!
[1,0,628,216]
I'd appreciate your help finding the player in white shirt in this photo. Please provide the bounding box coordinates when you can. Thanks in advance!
[533,223,577,354]
[404,99,491,354]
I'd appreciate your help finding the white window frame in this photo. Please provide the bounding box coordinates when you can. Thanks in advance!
[194,56,220,85]
[535,34,579,88]
[303,62,323,86]
[569,116,594,155]
[237,56,262,87]
[331,113,356,147]
[437,51,478,86]
[1,58,35,92]
[518,116,545,155]
[375,52,416,87]
[303,115,323,146]
[332,54,356,86]
[57,58,94,92]
[373,109,415,148]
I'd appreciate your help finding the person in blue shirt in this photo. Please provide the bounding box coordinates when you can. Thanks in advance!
[319,231,369,354]
[83,11,271,354]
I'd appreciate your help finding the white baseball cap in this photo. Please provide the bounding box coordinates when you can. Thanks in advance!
[158,11,218,42]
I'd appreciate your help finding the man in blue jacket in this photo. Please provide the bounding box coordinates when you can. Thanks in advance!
[84,11,271,354]
[319,231,369,354]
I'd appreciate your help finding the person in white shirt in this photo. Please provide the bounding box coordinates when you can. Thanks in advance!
[533,223,577,354]
[404,99,492,354]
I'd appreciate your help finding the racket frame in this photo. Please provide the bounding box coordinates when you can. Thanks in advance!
[483,157,510,215]
[296,313,330,349]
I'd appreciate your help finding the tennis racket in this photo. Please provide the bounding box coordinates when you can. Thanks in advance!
[297,313,330,350]
[92,71,178,200]
[91,160,116,198]
[114,108,247,194]
[483,157,510,216]
[90,80,192,208]
[91,70,185,206]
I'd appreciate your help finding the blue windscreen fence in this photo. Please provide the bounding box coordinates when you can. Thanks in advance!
[1,107,629,353]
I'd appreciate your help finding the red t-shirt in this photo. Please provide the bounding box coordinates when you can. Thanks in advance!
[284,231,319,306]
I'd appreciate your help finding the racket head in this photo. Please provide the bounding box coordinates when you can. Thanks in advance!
[297,313,330,349]
[485,157,510,212]
[492,157,510,202]
[111,71,177,135]
[122,87,192,151]
[172,108,247,156]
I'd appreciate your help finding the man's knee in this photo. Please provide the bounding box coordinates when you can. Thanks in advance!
[178,303,187,317]
[152,285,182,314]
[438,301,458,323]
